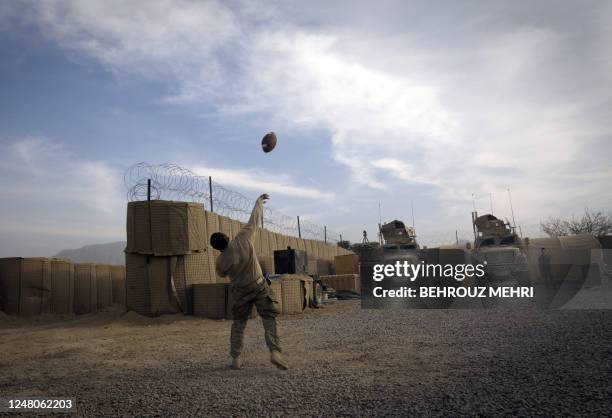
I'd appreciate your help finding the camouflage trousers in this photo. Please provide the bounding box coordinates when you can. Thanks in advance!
[230,281,281,358]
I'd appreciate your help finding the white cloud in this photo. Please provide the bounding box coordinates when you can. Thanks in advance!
[192,165,335,200]
[0,137,124,216]
[28,0,240,104]
[0,137,125,255]
[8,0,612,243]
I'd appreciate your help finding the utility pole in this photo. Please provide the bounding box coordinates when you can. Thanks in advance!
[208,176,214,213]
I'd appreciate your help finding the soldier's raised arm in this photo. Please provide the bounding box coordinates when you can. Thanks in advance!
[236,194,269,243]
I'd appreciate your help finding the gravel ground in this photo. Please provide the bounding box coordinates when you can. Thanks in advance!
[1,301,611,417]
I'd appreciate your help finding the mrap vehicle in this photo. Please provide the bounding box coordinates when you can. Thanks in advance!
[470,212,525,283]
[380,220,420,264]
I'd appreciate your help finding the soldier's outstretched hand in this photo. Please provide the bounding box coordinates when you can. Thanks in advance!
[259,194,270,203]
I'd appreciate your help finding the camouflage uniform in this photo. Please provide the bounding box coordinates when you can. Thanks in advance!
[230,281,281,358]
[216,196,282,358]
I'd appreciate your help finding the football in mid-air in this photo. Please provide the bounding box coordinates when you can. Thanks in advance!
[261,131,277,153]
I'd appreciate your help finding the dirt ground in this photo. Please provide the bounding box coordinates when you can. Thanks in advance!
[1,301,611,416]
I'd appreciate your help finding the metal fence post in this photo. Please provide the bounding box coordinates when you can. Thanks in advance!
[324,226,327,243]
[208,176,214,212]
[297,216,301,238]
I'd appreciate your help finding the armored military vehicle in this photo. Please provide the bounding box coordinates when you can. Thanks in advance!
[471,212,525,282]
[380,220,420,263]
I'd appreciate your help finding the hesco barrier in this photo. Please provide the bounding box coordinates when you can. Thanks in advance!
[526,234,602,284]
[0,258,52,316]
[125,252,214,316]
[110,265,126,307]
[125,200,353,316]
[334,254,359,275]
[74,263,97,314]
[50,259,74,314]
[219,215,232,239]
[315,259,333,276]
[126,253,178,316]
[172,252,213,314]
[0,260,128,316]
[192,283,256,319]
[278,275,309,315]
[126,200,207,256]
[269,280,283,313]
[320,274,360,293]
[200,207,351,280]
[193,283,227,318]
[95,264,113,309]
[259,256,274,275]
[126,200,352,261]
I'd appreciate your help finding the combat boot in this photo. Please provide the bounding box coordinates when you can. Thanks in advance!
[270,350,288,370]
[231,356,242,370]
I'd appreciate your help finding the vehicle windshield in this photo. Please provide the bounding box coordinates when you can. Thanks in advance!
[400,244,416,250]
[480,238,496,246]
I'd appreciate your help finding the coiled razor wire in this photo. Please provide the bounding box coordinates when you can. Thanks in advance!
[124,162,341,242]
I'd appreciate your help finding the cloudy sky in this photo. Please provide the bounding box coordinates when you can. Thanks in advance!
[1,0,611,256]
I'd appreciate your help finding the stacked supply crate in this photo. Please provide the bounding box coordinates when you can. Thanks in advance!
[125,200,211,316]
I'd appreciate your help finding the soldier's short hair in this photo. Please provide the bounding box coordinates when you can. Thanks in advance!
[211,232,229,251]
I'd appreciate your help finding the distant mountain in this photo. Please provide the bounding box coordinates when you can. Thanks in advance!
[55,241,126,265]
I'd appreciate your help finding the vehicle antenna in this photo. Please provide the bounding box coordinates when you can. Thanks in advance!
[507,188,517,228]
